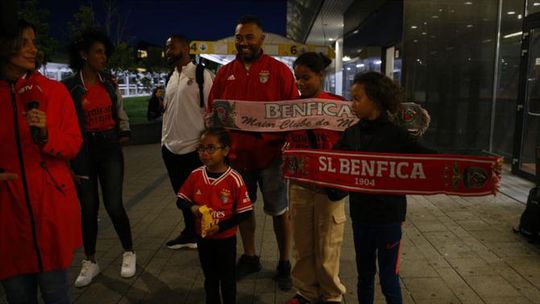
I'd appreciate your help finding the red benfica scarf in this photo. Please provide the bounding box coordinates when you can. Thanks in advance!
[283,149,502,196]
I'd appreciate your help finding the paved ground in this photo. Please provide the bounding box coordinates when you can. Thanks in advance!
[2,143,540,304]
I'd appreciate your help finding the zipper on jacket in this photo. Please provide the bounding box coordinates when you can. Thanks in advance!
[10,83,44,272]
[40,161,65,194]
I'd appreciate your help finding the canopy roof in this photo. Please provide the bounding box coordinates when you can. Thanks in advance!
[189,32,334,58]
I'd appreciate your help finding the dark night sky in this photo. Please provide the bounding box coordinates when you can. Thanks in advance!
[36,0,288,46]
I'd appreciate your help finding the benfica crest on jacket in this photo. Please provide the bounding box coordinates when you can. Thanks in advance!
[259,70,270,83]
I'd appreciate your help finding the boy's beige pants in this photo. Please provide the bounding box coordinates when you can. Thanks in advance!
[289,183,347,302]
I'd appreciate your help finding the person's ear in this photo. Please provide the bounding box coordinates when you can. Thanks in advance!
[223,146,230,157]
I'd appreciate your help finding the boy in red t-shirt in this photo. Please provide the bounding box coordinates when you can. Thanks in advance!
[177,128,253,304]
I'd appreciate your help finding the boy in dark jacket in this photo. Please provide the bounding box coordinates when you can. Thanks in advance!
[334,72,432,304]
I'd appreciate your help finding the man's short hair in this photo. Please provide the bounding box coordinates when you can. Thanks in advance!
[169,34,190,45]
[237,15,263,30]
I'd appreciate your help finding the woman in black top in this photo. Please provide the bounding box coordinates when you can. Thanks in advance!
[147,86,164,121]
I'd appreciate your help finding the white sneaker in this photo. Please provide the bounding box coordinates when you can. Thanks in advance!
[121,251,136,278]
[74,260,100,288]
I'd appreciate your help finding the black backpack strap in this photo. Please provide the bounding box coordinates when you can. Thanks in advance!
[196,63,205,108]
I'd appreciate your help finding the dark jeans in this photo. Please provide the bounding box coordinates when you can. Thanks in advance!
[162,146,201,237]
[1,270,70,304]
[77,136,133,256]
[352,222,402,304]
[197,236,237,304]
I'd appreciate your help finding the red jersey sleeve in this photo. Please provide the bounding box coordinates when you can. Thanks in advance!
[231,170,253,214]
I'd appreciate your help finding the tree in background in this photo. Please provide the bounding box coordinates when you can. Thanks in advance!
[103,0,129,45]
[18,0,58,64]
[68,4,98,40]
[108,42,136,72]
[68,1,136,73]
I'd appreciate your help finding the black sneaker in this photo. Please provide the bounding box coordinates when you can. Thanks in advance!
[166,233,197,249]
[236,254,262,280]
[274,260,292,291]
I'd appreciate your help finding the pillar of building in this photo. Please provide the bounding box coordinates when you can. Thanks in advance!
[335,38,344,96]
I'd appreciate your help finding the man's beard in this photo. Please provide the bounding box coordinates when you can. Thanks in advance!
[167,53,183,66]
[236,45,261,62]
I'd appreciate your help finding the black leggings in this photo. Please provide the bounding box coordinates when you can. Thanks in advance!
[162,146,201,236]
[197,236,237,304]
[77,137,132,256]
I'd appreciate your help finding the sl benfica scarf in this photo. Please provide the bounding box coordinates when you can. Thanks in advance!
[283,149,502,196]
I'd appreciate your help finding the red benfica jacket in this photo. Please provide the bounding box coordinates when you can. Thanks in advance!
[285,92,345,150]
[0,72,82,280]
[208,53,299,170]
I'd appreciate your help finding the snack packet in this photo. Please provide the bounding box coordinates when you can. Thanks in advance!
[199,205,214,237]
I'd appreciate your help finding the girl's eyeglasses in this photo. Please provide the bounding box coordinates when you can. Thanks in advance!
[197,145,224,154]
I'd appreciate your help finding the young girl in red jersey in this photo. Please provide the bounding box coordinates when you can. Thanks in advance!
[176,127,253,304]
[285,52,348,304]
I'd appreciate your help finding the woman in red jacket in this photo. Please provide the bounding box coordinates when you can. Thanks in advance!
[285,52,348,304]
[0,20,82,303]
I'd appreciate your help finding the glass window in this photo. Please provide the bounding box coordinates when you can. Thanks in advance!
[519,28,540,175]
[492,0,524,158]
[341,57,382,100]
[527,1,540,15]
[403,0,498,152]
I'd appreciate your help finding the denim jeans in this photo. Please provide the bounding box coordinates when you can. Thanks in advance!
[237,156,288,216]
[1,270,70,304]
[77,135,133,256]
[352,222,402,304]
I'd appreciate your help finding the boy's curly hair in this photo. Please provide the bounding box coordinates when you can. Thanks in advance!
[353,72,404,115]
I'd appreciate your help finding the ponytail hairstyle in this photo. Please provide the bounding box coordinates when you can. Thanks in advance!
[201,127,231,148]
[293,52,332,74]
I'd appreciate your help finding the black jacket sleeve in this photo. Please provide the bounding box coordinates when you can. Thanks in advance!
[176,197,195,211]
[217,210,253,233]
